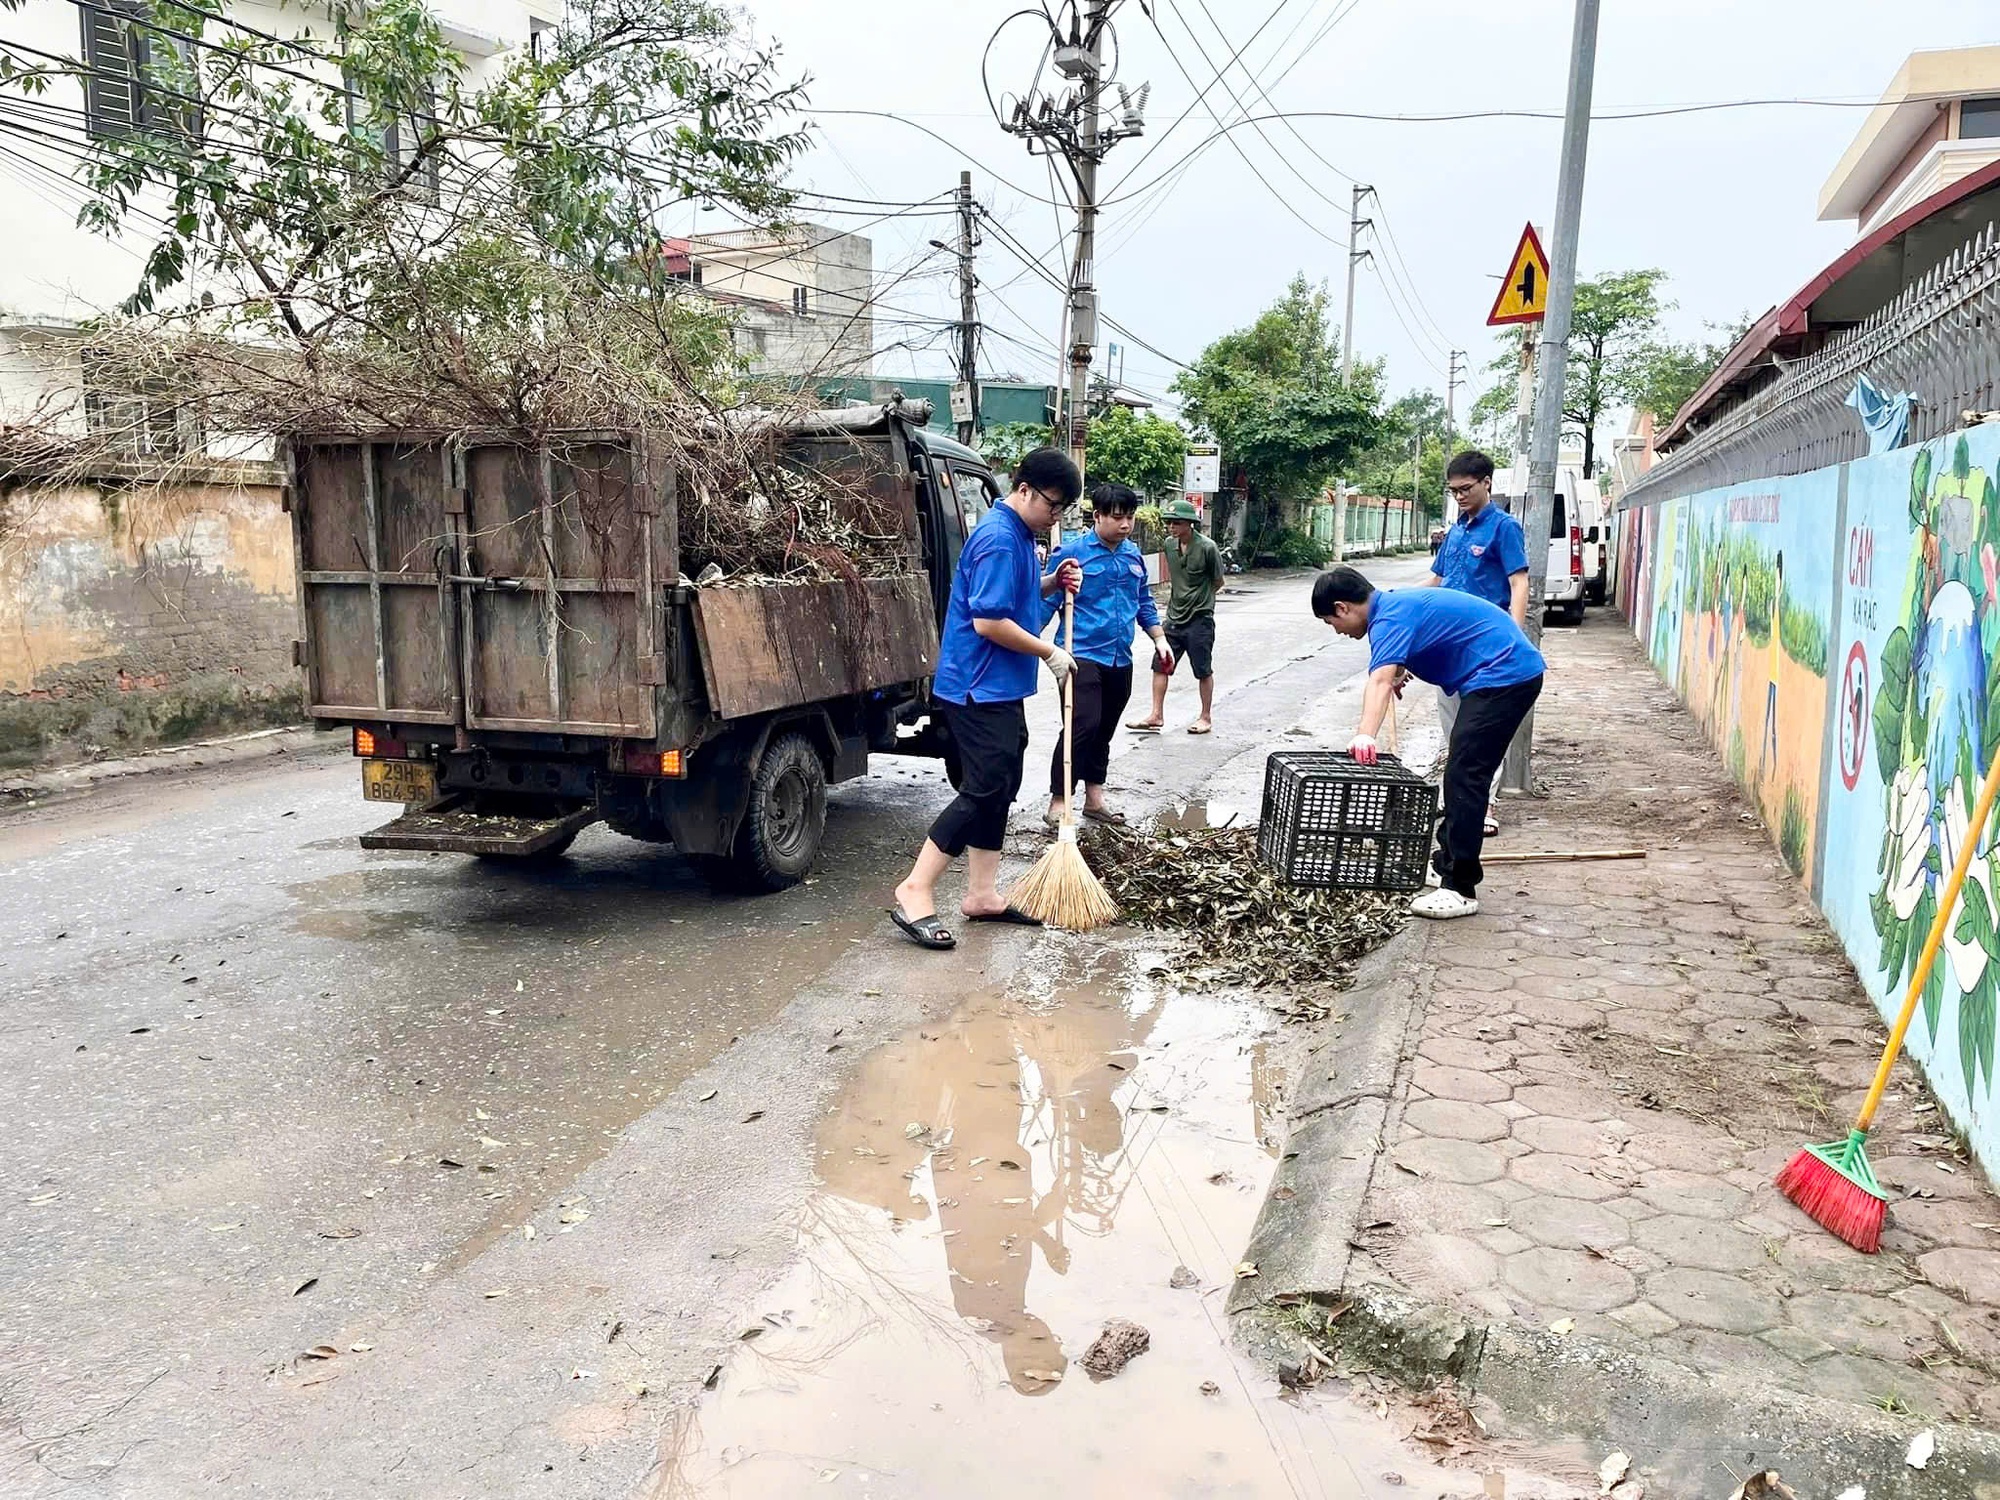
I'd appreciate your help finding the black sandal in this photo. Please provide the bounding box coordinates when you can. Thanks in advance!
[966,905,1044,926]
[890,908,957,950]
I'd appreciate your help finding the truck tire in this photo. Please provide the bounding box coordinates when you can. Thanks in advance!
[724,732,827,892]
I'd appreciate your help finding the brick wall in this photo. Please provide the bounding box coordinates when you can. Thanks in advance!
[0,477,302,769]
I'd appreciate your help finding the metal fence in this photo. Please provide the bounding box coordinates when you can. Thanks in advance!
[1624,219,2000,507]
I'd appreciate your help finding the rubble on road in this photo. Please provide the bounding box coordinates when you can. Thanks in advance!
[1080,1319,1152,1380]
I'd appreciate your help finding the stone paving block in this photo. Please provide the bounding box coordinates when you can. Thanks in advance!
[1511,1115,1622,1157]
[1686,988,1787,1021]
[1889,1196,2000,1248]
[1510,1084,1614,1123]
[1758,1324,1838,1364]
[1373,1178,1506,1236]
[1393,1136,1507,1185]
[1479,1227,1534,1257]
[1640,1214,1767,1273]
[1604,962,1690,988]
[1417,1035,1516,1071]
[1435,966,1509,993]
[1624,1132,1745,1176]
[1677,967,1772,996]
[1411,1063,1512,1105]
[1405,1232,1499,1293]
[1607,1301,1679,1337]
[1776,1234,1919,1294]
[1510,973,1606,1001]
[1875,1155,1988,1199]
[1919,1247,2000,1303]
[1631,1169,1750,1219]
[1512,995,1610,1029]
[1508,1195,1631,1251]
[1506,1153,1625,1202]
[1644,1267,1784,1334]
[1504,953,1608,979]
[1504,1246,1638,1312]
[1492,1100,1532,1120]
[1784,1289,1934,1363]
[1605,984,1691,1013]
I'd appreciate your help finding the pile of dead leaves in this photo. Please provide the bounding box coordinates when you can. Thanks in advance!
[1080,821,1406,993]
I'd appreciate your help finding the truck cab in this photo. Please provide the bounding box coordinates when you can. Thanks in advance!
[289,401,1006,890]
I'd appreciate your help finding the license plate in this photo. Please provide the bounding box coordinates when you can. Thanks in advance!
[362,758,438,804]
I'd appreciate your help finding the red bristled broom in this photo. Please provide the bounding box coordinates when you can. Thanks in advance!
[1777,742,2000,1252]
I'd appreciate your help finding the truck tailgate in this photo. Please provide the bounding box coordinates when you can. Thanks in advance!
[690,575,937,720]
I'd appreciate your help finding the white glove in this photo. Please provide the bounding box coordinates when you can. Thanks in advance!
[1348,732,1378,766]
[1044,645,1076,685]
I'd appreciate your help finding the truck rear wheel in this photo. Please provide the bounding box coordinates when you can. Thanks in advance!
[721,732,827,892]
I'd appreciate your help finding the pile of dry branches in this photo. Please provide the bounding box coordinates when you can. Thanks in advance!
[1081,819,1407,993]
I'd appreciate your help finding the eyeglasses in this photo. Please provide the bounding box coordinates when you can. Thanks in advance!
[1027,485,1070,514]
[1447,482,1484,497]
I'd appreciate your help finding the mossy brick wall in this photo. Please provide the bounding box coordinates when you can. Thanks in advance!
[0,481,303,770]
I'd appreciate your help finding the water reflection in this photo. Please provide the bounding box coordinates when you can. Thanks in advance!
[813,968,1160,1393]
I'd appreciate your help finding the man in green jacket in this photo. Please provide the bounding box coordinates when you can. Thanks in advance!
[1128,498,1225,735]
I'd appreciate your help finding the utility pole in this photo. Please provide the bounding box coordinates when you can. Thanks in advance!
[1504,0,1599,793]
[1341,183,1373,387]
[999,0,1146,487]
[1446,349,1465,441]
[953,169,979,446]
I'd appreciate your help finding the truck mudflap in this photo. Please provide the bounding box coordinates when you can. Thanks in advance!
[358,796,599,856]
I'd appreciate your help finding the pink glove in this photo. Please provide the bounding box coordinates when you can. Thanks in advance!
[1348,733,1378,766]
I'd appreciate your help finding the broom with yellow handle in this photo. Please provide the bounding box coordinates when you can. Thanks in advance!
[1010,593,1117,931]
[1777,741,2000,1252]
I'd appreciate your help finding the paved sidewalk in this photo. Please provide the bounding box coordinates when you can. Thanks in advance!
[1353,611,2000,1429]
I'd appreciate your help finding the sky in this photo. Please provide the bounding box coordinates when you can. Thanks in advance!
[704,0,2000,423]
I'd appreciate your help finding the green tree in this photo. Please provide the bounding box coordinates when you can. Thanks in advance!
[1562,269,1669,477]
[1468,269,1671,477]
[0,0,805,389]
[1171,273,1379,505]
[1350,388,1449,509]
[1085,405,1188,497]
[978,422,1052,477]
[1619,315,1753,425]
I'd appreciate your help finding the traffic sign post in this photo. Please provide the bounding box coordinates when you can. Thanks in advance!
[1487,223,1551,327]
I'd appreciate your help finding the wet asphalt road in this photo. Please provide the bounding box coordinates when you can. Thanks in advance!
[0,559,1432,1499]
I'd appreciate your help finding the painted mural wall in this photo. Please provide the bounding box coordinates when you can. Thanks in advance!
[1620,423,2000,1179]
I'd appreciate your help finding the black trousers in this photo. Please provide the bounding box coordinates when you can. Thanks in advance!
[1051,659,1134,795]
[931,698,1029,856]
[1435,675,1544,897]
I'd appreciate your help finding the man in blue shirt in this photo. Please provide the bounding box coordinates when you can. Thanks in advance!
[1041,482,1171,827]
[892,448,1083,950]
[1315,565,1545,919]
[1423,449,1529,838]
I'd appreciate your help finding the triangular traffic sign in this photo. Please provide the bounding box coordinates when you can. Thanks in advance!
[1487,223,1551,326]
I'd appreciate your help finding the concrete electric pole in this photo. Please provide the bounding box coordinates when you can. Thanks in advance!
[954,170,980,447]
[1446,349,1465,441]
[1341,183,1373,388]
[998,0,1146,485]
[1504,0,1599,792]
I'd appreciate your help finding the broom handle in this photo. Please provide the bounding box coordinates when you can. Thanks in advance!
[1062,593,1076,820]
[1855,742,2000,1132]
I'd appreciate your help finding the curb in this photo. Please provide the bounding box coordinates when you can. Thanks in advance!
[0,724,340,806]
[1227,916,1434,1312]
[1226,928,2000,1499]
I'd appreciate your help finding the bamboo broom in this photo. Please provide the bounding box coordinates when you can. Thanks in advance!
[1010,595,1117,931]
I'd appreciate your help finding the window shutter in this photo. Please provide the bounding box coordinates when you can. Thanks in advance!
[81,4,140,140]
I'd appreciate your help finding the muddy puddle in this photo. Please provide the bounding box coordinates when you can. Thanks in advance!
[1153,799,1245,833]
[654,954,1473,1500]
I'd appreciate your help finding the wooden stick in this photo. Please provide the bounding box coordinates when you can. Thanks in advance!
[1061,593,1076,826]
[1482,849,1647,865]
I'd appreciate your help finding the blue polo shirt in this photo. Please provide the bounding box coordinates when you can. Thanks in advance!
[1366,587,1545,697]
[1432,502,1529,610]
[1042,532,1160,667]
[932,503,1046,704]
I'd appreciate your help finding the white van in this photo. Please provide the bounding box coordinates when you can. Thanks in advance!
[1493,464,1602,626]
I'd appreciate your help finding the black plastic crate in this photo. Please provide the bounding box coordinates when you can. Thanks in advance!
[1256,750,1437,891]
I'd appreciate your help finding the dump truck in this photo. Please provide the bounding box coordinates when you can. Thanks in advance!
[286,399,1005,888]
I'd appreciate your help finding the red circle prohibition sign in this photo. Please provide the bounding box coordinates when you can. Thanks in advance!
[1839,640,1870,792]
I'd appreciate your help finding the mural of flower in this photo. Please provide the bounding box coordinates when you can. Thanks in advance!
[1869,438,2000,1101]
